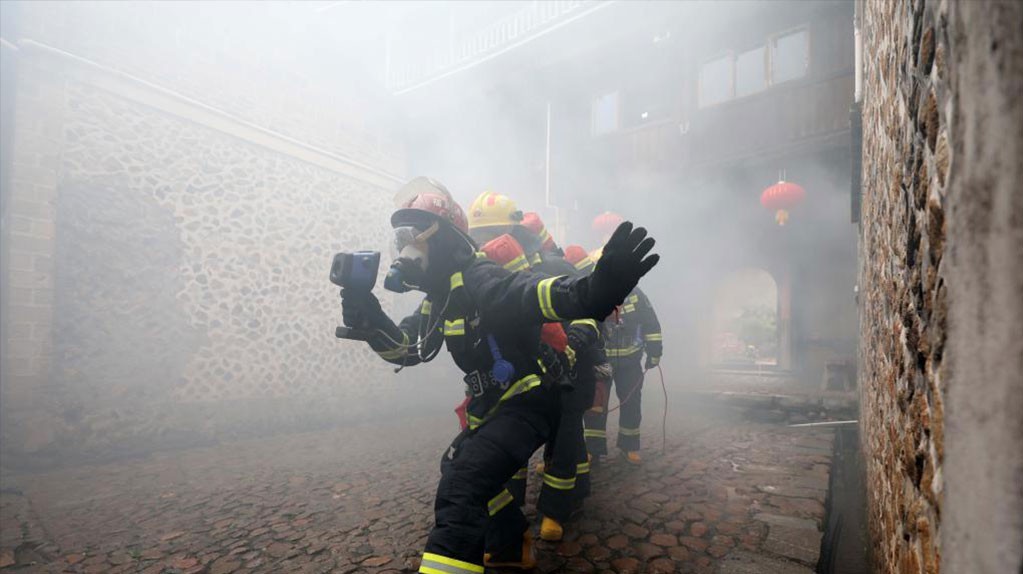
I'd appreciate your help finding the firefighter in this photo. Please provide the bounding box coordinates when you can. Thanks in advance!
[577,211,663,465]
[467,197,601,542]
[464,191,533,509]
[474,232,573,549]
[519,212,602,541]
[340,178,659,573]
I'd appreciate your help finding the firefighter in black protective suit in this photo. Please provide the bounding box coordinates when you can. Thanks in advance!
[465,192,603,544]
[339,178,659,573]
[519,211,604,541]
[579,212,663,465]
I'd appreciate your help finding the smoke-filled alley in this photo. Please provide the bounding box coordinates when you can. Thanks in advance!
[1,2,1021,574]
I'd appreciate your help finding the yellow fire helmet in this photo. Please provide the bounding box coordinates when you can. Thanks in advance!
[468,191,524,230]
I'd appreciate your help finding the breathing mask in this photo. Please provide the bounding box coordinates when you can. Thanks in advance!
[384,222,439,293]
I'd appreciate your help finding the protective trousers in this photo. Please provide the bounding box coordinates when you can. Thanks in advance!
[538,376,594,521]
[422,385,559,573]
[583,355,644,454]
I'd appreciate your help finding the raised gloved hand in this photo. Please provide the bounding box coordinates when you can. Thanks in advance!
[645,354,661,370]
[341,289,385,331]
[588,222,659,318]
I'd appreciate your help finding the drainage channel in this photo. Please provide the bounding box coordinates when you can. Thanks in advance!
[816,423,870,573]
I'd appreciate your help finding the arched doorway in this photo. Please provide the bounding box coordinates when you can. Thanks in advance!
[711,267,779,368]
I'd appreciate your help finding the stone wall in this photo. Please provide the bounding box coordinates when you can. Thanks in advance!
[859,0,1023,573]
[0,4,410,463]
[1,1,404,176]
[859,1,948,571]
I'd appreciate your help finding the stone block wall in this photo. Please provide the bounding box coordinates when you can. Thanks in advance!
[2,1,404,176]
[859,0,948,570]
[0,4,412,463]
[859,0,1023,572]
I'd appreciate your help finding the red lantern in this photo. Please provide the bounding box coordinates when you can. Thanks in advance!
[760,180,805,226]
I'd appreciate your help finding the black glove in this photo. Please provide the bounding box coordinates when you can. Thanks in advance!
[538,344,572,391]
[644,340,663,359]
[645,354,661,370]
[588,222,659,317]
[341,290,385,331]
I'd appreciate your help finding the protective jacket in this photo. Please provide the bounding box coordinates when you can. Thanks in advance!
[365,256,606,429]
[603,287,662,362]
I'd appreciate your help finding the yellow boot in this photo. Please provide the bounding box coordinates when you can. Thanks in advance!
[484,530,537,569]
[540,516,564,541]
[624,450,642,465]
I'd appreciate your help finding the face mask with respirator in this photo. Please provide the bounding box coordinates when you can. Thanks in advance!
[384,222,438,293]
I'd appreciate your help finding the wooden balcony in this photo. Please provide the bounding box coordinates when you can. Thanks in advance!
[604,72,855,174]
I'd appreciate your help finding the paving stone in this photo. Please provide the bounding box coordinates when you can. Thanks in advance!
[209,555,241,574]
[140,563,165,574]
[606,535,629,550]
[650,533,677,547]
[635,542,665,560]
[610,556,641,573]
[622,523,649,539]
[708,544,732,558]
[664,520,686,534]
[647,557,676,573]
[557,541,583,557]
[752,513,818,531]
[564,556,596,572]
[667,546,690,561]
[170,556,200,569]
[681,536,709,552]
[762,525,821,566]
[361,555,392,567]
[3,415,836,574]
[107,551,133,565]
[717,550,816,574]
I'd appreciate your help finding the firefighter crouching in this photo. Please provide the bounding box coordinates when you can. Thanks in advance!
[339,178,660,572]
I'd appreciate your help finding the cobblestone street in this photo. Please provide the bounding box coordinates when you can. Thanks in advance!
[1,403,833,574]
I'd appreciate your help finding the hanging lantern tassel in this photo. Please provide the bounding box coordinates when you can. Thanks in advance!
[761,180,805,226]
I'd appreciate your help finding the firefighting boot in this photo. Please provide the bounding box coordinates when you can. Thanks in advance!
[539,516,564,541]
[623,451,642,465]
[484,530,537,570]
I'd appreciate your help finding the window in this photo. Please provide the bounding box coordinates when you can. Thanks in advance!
[591,91,620,135]
[698,55,733,107]
[735,46,767,97]
[771,28,809,84]
[621,80,672,128]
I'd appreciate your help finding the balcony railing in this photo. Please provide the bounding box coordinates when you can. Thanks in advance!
[388,1,611,95]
